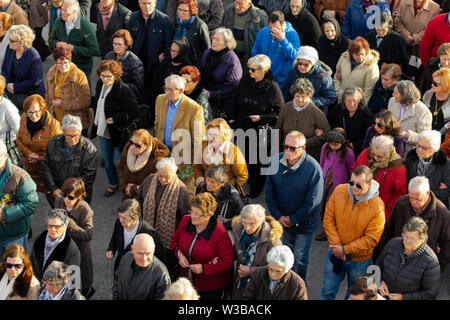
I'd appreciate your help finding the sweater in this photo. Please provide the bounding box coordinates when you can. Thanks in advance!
[419,13,450,67]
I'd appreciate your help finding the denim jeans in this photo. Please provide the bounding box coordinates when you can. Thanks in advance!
[282,229,314,281]
[0,234,28,257]
[319,249,372,300]
[100,136,120,186]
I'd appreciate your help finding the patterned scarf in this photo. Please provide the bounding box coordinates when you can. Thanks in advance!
[399,241,427,265]
[143,174,181,249]
[417,157,432,176]
[367,146,402,179]
[237,227,260,290]
[39,286,68,300]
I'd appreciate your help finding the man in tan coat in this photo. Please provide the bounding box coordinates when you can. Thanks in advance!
[0,0,28,26]
[154,74,205,196]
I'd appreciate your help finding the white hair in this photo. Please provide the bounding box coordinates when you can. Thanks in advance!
[156,157,178,173]
[266,245,294,272]
[163,278,200,300]
[371,135,394,155]
[417,130,442,153]
[132,233,155,250]
[165,74,186,91]
[0,140,6,155]
[408,176,430,194]
[286,130,306,147]
[241,204,266,226]
[62,114,82,132]
[63,0,80,13]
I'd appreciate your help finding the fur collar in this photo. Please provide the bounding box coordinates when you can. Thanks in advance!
[342,49,380,67]
[186,215,218,241]
[232,215,283,242]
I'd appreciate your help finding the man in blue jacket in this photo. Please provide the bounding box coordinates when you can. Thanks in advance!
[265,130,324,281]
[0,141,39,257]
[251,10,300,84]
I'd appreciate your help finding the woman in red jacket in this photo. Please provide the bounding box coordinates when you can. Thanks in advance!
[171,192,233,300]
[352,135,407,219]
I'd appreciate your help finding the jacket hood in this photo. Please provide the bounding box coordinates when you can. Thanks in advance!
[342,49,380,67]
[232,215,283,242]
[348,179,380,204]
[308,60,333,78]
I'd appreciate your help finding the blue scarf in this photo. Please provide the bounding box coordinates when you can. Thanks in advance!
[174,16,195,39]
[237,227,260,290]
[50,1,65,30]
[0,0,12,12]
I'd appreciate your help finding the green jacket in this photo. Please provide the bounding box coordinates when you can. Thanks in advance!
[49,13,100,75]
[0,158,38,242]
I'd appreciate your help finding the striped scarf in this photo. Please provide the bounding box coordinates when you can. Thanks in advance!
[399,241,427,265]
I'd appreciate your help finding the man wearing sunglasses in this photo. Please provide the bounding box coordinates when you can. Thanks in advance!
[266,130,324,282]
[320,165,385,300]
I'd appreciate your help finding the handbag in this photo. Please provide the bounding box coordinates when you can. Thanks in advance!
[5,131,23,167]
[117,117,142,150]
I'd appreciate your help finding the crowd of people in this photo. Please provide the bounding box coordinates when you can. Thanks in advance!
[0,0,449,301]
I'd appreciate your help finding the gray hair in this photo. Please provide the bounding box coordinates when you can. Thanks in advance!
[417,130,441,153]
[402,216,428,242]
[163,277,200,300]
[0,140,6,156]
[156,157,178,173]
[212,27,236,50]
[377,11,393,29]
[341,87,365,110]
[42,261,69,287]
[9,25,35,48]
[205,166,228,184]
[395,80,421,106]
[371,135,394,155]
[247,54,271,73]
[165,74,186,91]
[266,245,294,272]
[290,78,315,98]
[62,114,82,132]
[408,176,430,194]
[47,209,70,226]
[285,130,306,147]
[62,0,80,13]
[117,199,141,220]
[240,204,266,226]
[132,233,155,250]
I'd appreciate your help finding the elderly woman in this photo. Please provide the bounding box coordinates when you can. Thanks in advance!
[405,130,450,208]
[1,24,45,110]
[106,199,164,272]
[199,27,242,120]
[0,12,12,68]
[16,94,62,192]
[230,204,283,299]
[232,54,284,198]
[362,109,405,157]
[277,78,331,161]
[242,245,308,300]
[196,166,245,230]
[137,157,190,276]
[104,29,144,102]
[45,47,92,131]
[38,261,85,300]
[193,118,248,194]
[42,115,97,207]
[179,65,213,123]
[285,0,321,47]
[352,135,408,219]
[281,46,336,115]
[327,87,373,156]
[116,129,169,200]
[0,244,40,300]
[342,0,390,40]
[388,80,432,155]
[0,75,20,149]
[163,277,199,300]
[93,59,141,197]
[317,18,350,75]
[418,43,450,95]
[422,68,450,132]
[367,63,402,115]
[171,192,234,300]
[364,12,409,72]
[376,216,440,300]
[30,209,81,281]
[53,178,94,299]
[174,0,211,66]
[334,36,380,106]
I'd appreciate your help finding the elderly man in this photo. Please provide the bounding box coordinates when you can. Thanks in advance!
[42,115,97,208]
[265,130,324,281]
[48,0,100,79]
[113,233,171,300]
[0,140,38,257]
[154,75,205,196]
[320,165,385,300]
[378,176,450,273]
[128,0,173,110]
[251,11,300,84]
[222,0,268,66]
[352,135,408,219]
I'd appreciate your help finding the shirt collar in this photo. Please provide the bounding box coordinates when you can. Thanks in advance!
[169,96,182,108]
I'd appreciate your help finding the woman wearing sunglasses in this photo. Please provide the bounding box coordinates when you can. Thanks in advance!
[0,244,40,300]
[53,177,95,299]
[422,68,450,132]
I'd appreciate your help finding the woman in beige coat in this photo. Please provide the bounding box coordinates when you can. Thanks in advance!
[334,36,380,106]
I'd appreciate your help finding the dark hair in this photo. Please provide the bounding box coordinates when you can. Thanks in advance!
[0,244,34,297]
[117,199,141,220]
[269,11,285,25]
[380,63,402,81]
[177,0,198,16]
[324,127,351,162]
[374,109,401,137]
[352,165,373,183]
[61,177,86,202]
[349,276,378,300]
[348,36,370,55]
[96,59,123,79]
[112,29,133,49]
[53,46,72,61]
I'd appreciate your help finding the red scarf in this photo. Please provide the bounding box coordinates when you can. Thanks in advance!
[414,0,426,16]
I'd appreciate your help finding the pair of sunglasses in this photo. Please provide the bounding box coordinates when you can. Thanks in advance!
[129,140,142,149]
[5,263,23,269]
[284,144,303,152]
[432,81,440,87]
[63,194,76,200]
[348,180,364,189]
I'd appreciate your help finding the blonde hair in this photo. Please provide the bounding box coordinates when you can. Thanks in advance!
[247,54,271,73]
[432,68,450,93]
[163,278,200,300]
[9,25,35,48]
[205,118,233,142]
[132,129,153,147]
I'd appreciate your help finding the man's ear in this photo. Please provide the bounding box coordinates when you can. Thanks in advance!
[130,245,134,253]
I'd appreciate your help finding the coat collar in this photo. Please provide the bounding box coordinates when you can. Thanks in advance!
[185,215,218,241]
[406,148,447,166]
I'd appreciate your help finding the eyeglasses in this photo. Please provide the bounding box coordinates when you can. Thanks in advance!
[100,74,114,79]
[283,144,303,152]
[129,140,142,149]
[163,87,177,93]
[375,121,384,128]
[26,110,41,116]
[297,62,310,67]
[416,144,432,151]
[47,224,63,230]
[249,67,259,73]
[177,7,189,13]
[267,266,284,275]
[63,194,76,200]
[157,173,174,180]
[432,81,440,87]
[191,212,205,218]
[348,180,364,189]
[5,263,23,269]
[64,133,80,139]
[56,60,70,66]
[112,42,124,47]
[372,151,387,159]
[9,38,19,43]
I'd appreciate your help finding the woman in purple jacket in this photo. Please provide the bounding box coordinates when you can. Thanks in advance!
[316,128,355,241]
[199,27,242,121]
